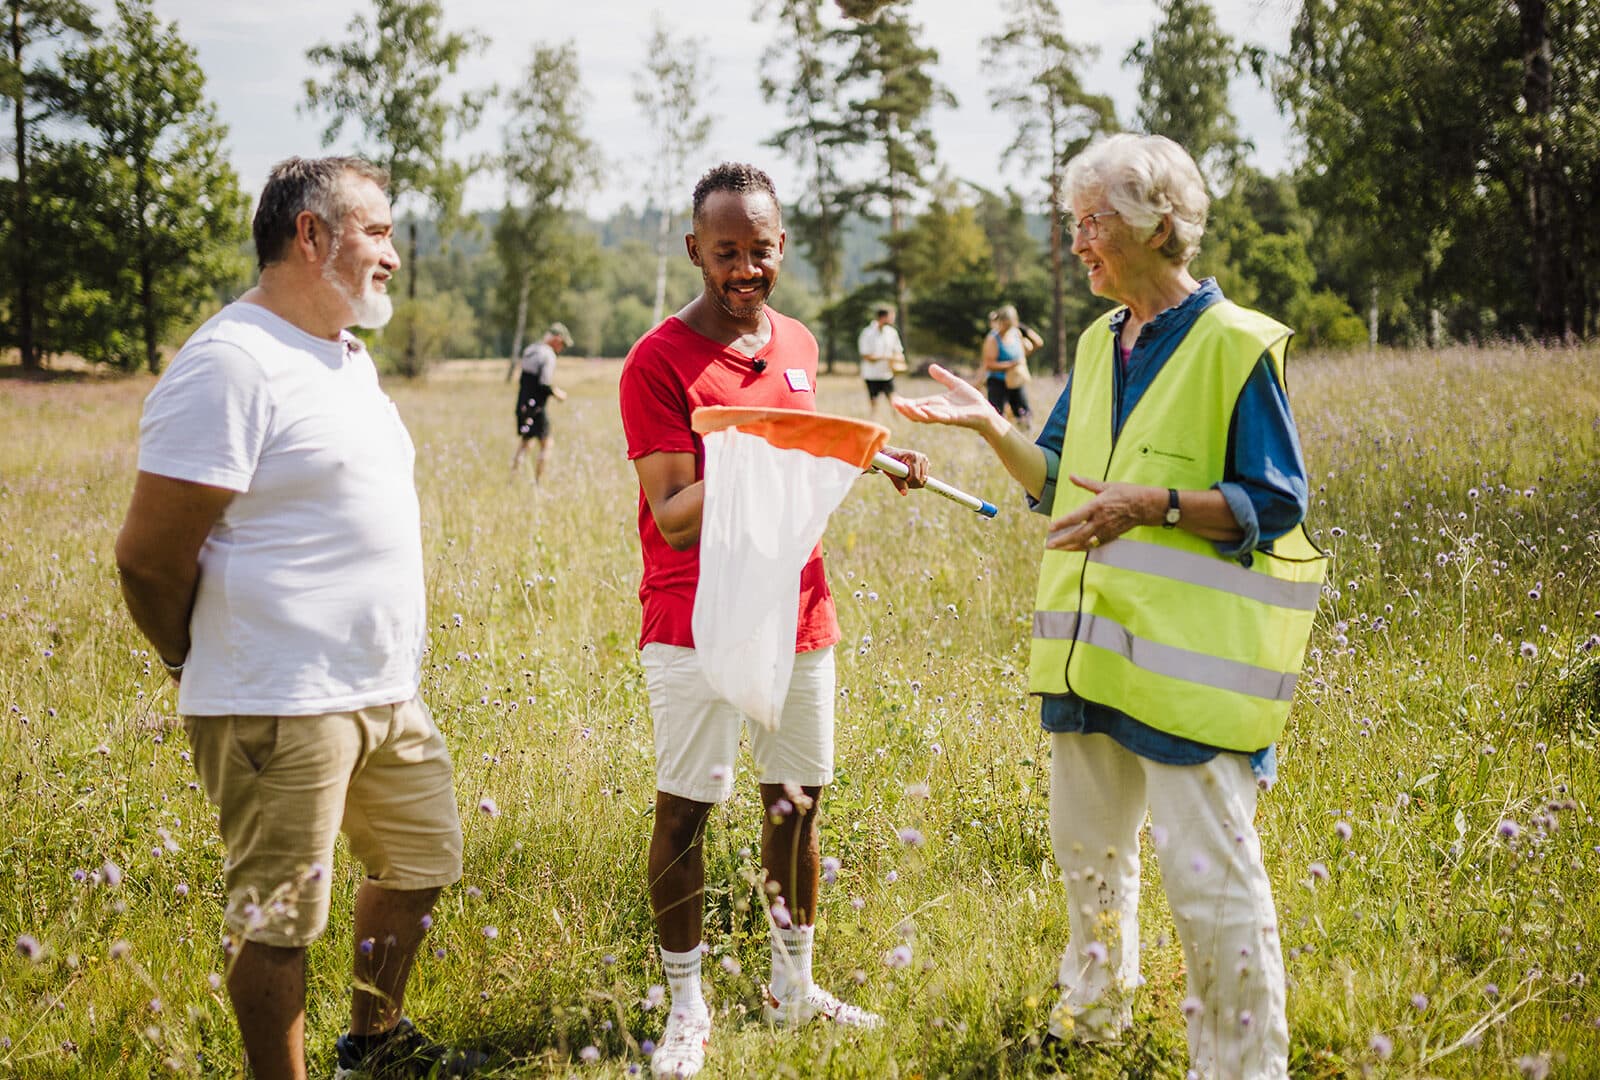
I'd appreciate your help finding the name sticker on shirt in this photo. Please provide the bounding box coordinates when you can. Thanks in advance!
[784,368,811,392]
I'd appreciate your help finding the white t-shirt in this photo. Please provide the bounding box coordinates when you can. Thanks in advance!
[857,322,902,382]
[137,302,426,716]
[520,340,556,382]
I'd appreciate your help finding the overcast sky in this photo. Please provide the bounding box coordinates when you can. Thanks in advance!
[92,0,1300,218]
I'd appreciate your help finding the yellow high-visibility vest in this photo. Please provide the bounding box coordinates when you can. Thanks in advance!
[1028,300,1327,751]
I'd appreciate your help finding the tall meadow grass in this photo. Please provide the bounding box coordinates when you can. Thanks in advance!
[0,344,1596,1077]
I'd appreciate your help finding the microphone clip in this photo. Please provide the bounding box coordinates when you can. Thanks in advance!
[751,359,768,374]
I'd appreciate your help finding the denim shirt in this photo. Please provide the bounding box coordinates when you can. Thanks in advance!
[1028,279,1309,784]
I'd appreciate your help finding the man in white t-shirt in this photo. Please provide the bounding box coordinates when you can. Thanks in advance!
[115,157,484,1080]
[510,322,571,481]
[856,304,904,419]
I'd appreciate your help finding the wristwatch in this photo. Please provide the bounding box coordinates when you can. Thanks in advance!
[1163,488,1181,528]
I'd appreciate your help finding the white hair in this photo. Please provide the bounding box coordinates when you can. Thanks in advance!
[1063,133,1209,265]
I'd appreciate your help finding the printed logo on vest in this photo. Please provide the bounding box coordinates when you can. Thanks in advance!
[1138,444,1196,463]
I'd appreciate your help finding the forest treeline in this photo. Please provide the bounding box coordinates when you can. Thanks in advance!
[3,0,1596,373]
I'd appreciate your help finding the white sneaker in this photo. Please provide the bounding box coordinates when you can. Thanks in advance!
[651,1005,711,1079]
[763,984,883,1029]
[1047,988,1130,1044]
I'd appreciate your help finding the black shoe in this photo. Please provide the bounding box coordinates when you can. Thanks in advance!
[334,1017,488,1078]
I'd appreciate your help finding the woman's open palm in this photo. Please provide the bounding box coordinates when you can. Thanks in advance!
[892,364,998,430]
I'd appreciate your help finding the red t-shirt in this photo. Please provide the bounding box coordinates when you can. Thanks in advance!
[618,311,840,652]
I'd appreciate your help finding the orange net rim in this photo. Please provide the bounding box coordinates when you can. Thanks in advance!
[691,406,890,469]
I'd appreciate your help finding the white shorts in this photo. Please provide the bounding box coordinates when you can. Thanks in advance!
[641,643,835,803]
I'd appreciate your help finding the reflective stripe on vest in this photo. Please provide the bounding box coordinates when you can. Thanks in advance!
[1028,300,1328,751]
[1032,611,1299,702]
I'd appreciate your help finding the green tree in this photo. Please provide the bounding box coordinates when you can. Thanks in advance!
[1125,0,1251,180]
[757,0,852,369]
[1279,0,1600,342]
[899,175,991,301]
[60,0,247,371]
[969,184,1036,291]
[496,41,600,368]
[634,17,712,327]
[985,0,1115,373]
[837,4,955,347]
[305,0,489,374]
[1,0,95,370]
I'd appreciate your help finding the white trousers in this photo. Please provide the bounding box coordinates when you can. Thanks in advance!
[1049,732,1288,1080]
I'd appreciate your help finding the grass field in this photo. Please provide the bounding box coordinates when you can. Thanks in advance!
[1,344,1598,1078]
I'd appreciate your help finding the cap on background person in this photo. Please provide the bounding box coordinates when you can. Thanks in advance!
[548,322,574,348]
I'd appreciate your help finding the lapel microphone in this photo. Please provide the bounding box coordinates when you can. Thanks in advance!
[751,359,768,374]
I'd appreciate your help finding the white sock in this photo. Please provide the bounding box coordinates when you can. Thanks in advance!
[660,944,706,1014]
[769,924,815,1001]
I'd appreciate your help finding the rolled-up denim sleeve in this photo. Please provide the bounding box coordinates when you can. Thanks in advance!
[1213,351,1309,558]
[1028,373,1073,515]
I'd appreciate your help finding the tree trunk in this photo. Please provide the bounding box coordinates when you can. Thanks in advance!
[134,167,160,373]
[1519,0,1567,341]
[507,274,529,382]
[11,8,38,371]
[1369,285,1379,352]
[817,191,837,374]
[403,219,421,376]
[651,206,671,327]
[1048,168,1067,376]
[889,168,908,349]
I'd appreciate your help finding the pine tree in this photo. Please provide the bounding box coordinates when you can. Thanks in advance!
[305,0,489,375]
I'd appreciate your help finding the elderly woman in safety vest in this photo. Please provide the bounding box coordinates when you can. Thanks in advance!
[893,132,1325,1079]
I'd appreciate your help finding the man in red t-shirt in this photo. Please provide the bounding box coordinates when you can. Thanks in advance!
[619,162,926,1079]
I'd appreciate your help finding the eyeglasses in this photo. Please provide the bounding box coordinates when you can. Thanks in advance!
[1067,209,1120,240]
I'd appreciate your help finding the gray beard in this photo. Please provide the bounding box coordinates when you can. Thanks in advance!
[322,245,394,329]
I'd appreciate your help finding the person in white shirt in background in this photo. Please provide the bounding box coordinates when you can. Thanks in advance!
[115,155,483,1080]
[510,322,572,482]
[856,304,905,420]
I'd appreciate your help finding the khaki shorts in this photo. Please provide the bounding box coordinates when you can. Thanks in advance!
[184,697,463,948]
[642,643,835,803]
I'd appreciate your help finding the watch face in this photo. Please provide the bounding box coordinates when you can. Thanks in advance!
[1165,507,1182,524]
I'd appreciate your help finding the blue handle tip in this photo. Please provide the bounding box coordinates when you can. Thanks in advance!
[978,501,998,518]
